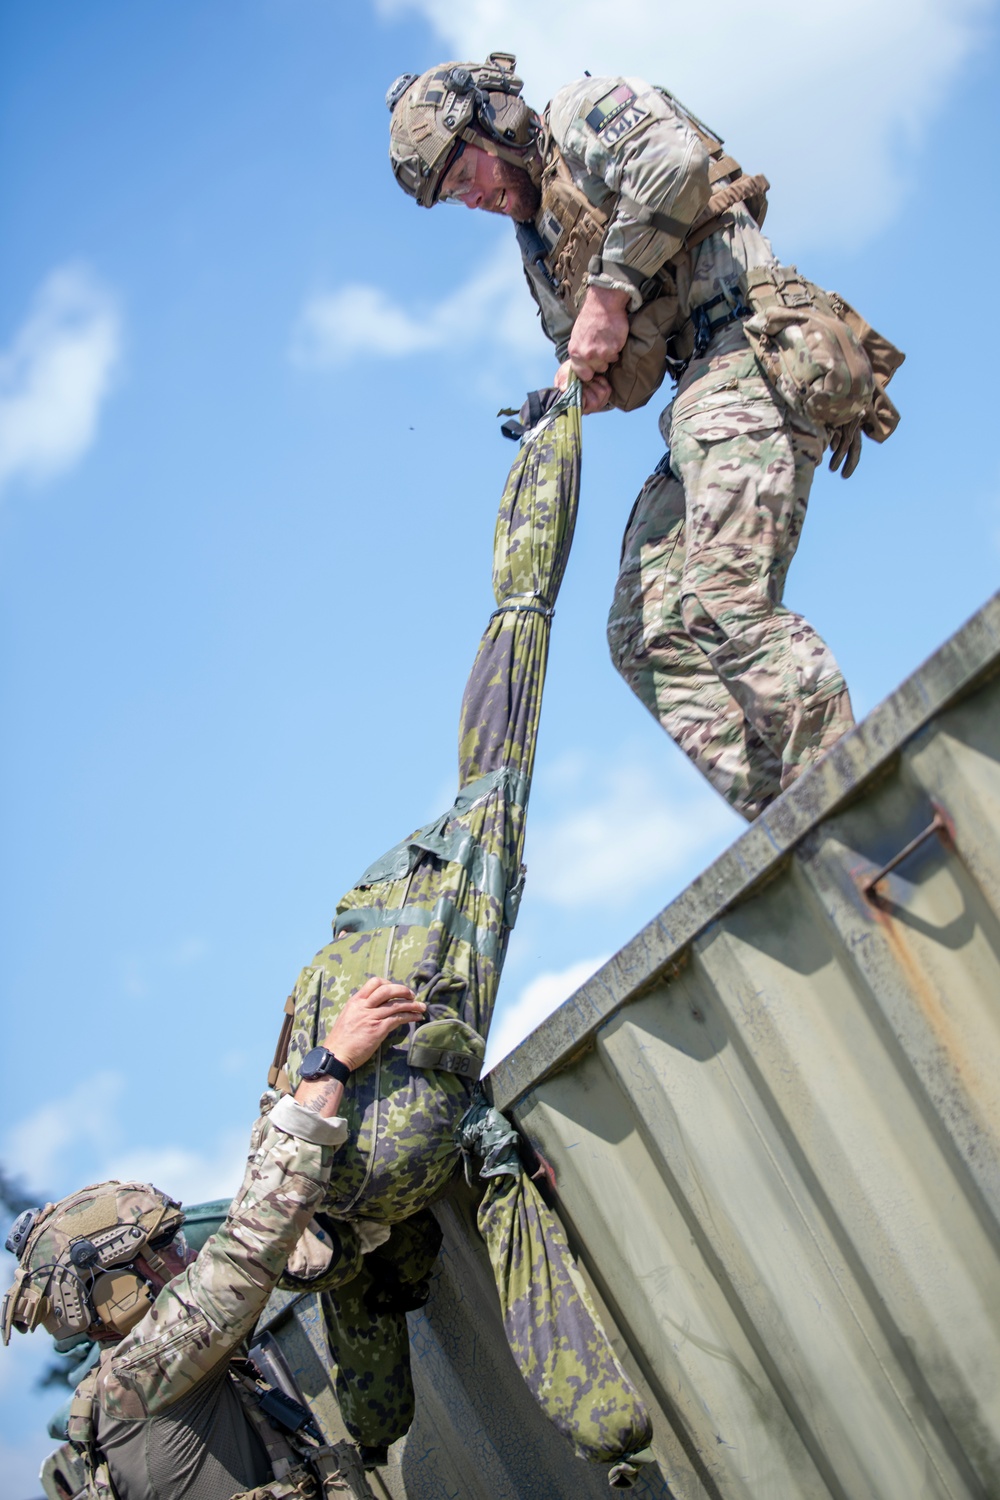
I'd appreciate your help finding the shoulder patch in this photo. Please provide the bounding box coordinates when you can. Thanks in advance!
[584,84,648,146]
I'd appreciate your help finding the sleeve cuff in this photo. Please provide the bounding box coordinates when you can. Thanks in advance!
[269,1093,348,1147]
[587,270,644,312]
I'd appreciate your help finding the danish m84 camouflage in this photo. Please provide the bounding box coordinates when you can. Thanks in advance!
[264,380,654,1486]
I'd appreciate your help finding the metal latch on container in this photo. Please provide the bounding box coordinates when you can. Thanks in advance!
[861,805,951,901]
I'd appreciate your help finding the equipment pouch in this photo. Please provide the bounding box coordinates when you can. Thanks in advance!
[608,284,681,412]
[739,265,875,430]
[407,1018,485,1081]
[229,1445,372,1498]
[830,295,904,442]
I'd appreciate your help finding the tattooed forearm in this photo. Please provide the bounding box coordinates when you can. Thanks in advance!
[299,1081,342,1116]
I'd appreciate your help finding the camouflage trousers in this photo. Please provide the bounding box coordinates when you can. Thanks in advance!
[607,325,855,820]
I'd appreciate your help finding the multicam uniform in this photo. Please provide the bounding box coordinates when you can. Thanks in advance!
[524,76,857,819]
[82,1096,347,1500]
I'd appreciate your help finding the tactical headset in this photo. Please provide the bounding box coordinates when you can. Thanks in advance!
[387,52,540,208]
[2,1182,185,1344]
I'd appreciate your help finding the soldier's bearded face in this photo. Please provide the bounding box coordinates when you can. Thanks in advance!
[441,145,539,220]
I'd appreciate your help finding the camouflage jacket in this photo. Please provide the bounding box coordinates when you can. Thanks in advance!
[96,1094,346,1422]
[523,74,778,359]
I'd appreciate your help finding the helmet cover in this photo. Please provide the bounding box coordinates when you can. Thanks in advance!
[1,1180,184,1345]
[387,53,538,207]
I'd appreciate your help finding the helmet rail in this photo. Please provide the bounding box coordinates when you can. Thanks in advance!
[388,52,540,208]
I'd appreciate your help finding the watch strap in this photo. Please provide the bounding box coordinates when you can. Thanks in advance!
[300,1047,352,1085]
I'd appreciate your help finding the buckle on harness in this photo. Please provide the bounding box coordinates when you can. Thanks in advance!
[690,288,749,359]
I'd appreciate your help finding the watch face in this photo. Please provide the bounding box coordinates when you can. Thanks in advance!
[299,1047,328,1081]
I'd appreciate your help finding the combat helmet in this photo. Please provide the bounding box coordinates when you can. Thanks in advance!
[1,1180,184,1345]
[387,52,541,207]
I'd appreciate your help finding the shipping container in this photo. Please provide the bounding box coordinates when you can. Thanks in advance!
[44,595,1000,1500]
[265,592,1000,1499]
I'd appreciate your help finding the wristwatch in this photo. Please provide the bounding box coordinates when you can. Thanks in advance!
[298,1047,352,1085]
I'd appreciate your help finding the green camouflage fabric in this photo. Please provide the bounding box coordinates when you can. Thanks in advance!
[280,384,651,1466]
[607,323,855,819]
[283,383,583,1226]
[458,1095,653,1463]
[319,1211,442,1448]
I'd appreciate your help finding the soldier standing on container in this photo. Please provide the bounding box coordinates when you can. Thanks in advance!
[387,56,902,820]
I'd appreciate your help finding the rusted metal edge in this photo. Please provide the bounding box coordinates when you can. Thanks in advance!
[489,590,1000,1114]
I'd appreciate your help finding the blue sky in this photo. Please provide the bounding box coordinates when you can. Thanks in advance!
[2,0,999,1490]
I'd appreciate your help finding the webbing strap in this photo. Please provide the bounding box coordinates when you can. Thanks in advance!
[618,193,690,242]
[489,589,554,625]
[334,895,501,961]
[685,172,770,251]
[408,1042,484,1080]
[708,153,741,184]
[354,764,528,891]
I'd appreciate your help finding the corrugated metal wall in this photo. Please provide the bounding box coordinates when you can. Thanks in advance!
[493,593,1000,1499]
[273,595,1000,1499]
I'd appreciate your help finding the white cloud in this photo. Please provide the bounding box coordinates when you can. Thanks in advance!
[0,265,121,497]
[290,245,547,368]
[376,0,993,246]
[100,1130,247,1208]
[485,953,610,1068]
[2,1073,245,1208]
[525,748,739,908]
[3,1073,125,1197]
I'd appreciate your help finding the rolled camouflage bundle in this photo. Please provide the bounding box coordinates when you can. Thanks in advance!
[276,383,651,1473]
[283,382,583,1229]
[458,1095,653,1470]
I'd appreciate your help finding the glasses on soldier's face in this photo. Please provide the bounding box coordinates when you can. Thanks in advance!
[438,140,477,203]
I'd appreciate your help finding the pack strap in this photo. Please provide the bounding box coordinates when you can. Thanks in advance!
[67,1362,119,1499]
[686,172,770,250]
[267,994,296,1092]
[708,153,741,184]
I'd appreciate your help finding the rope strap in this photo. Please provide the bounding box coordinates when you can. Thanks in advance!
[489,590,554,625]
